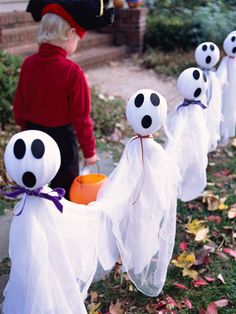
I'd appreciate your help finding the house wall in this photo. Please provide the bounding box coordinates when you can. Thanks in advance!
[0,0,27,12]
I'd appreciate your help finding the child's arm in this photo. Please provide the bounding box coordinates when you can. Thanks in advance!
[69,64,96,160]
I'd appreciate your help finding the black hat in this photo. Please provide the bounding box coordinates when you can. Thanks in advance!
[27,0,114,38]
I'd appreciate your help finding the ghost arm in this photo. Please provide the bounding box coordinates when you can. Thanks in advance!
[216,57,228,89]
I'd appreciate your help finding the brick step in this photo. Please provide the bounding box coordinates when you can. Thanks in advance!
[3,42,38,56]
[3,31,114,55]
[1,24,37,49]
[72,45,126,70]
[0,11,33,28]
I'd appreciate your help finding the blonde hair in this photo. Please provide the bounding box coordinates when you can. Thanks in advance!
[37,13,71,44]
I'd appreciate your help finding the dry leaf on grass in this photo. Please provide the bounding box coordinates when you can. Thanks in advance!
[109,300,124,314]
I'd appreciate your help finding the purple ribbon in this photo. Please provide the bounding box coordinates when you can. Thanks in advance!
[177,98,207,111]
[2,186,65,216]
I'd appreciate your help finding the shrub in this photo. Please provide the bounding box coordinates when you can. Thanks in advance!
[142,48,196,77]
[0,51,22,131]
[190,3,236,47]
[145,2,236,51]
[91,88,125,138]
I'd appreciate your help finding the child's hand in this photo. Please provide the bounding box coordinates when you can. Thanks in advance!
[84,154,99,166]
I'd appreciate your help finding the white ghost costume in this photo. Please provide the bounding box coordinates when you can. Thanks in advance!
[217,30,236,142]
[166,68,209,202]
[96,89,180,297]
[2,130,102,314]
[195,42,222,152]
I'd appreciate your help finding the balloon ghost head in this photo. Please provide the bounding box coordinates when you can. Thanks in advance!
[177,67,208,101]
[4,130,61,189]
[195,41,220,69]
[223,31,236,58]
[126,89,167,136]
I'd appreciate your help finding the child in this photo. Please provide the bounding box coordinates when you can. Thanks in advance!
[13,0,114,198]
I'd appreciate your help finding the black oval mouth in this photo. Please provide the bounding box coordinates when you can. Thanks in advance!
[141,115,152,129]
[206,55,211,64]
[232,47,236,54]
[22,171,36,188]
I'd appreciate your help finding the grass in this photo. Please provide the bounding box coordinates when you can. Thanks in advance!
[86,142,236,313]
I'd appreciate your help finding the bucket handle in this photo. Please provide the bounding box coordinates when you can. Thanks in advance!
[80,161,101,175]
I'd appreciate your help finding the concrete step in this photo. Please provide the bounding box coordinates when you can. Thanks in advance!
[3,31,114,56]
[0,11,33,28]
[72,45,126,70]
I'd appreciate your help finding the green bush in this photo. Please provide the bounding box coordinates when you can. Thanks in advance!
[189,3,236,47]
[0,51,22,130]
[91,88,125,138]
[145,1,236,51]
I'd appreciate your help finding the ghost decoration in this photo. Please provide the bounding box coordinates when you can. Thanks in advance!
[96,89,180,297]
[217,30,236,142]
[166,67,209,202]
[3,130,100,314]
[195,42,222,152]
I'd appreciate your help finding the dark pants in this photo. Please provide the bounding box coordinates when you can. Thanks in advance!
[27,122,79,199]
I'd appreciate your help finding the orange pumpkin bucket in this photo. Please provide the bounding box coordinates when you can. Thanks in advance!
[69,173,107,205]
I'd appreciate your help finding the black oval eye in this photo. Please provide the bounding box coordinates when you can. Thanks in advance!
[141,115,152,129]
[203,72,207,82]
[202,44,207,51]
[31,139,45,159]
[206,56,211,64]
[22,171,36,188]
[150,93,160,106]
[193,70,200,80]
[210,44,215,51]
[233,47,236,54]
[134,93,144,108]
[194,88,202,98]
[13,139,26,159]
[231,36,236,42]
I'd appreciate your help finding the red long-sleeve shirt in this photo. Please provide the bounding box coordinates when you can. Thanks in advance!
[13,43,95,158]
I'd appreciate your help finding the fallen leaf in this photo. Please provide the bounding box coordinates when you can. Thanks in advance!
[192,278,208,287]
[166,295,177,307]
[172,252,195,269]
[182,268,198,280]
[218,202,228,211]
[183,297,192,309]
[223,248,236,259]
[213,299,229,308]
[195,248,211,265]
[215,251,229,261]
[90,291,98,303]
[202,191,220,211]
[179,242,188,251]
[228,204,236,219]
[173,282,189,290]
[207,215,222,224]
[217,273,225,284]
[203,242,217,253]
[204,276,215,283]
[206,302,218,314]
[195,227,210,242]
[109,300,124,314]
[185,219,206,235]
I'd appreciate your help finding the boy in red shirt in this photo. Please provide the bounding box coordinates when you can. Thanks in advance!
[13,0,114,198]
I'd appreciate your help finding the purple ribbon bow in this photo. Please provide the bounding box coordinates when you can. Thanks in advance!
[177,98,207,111]
[2,186,65,216]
